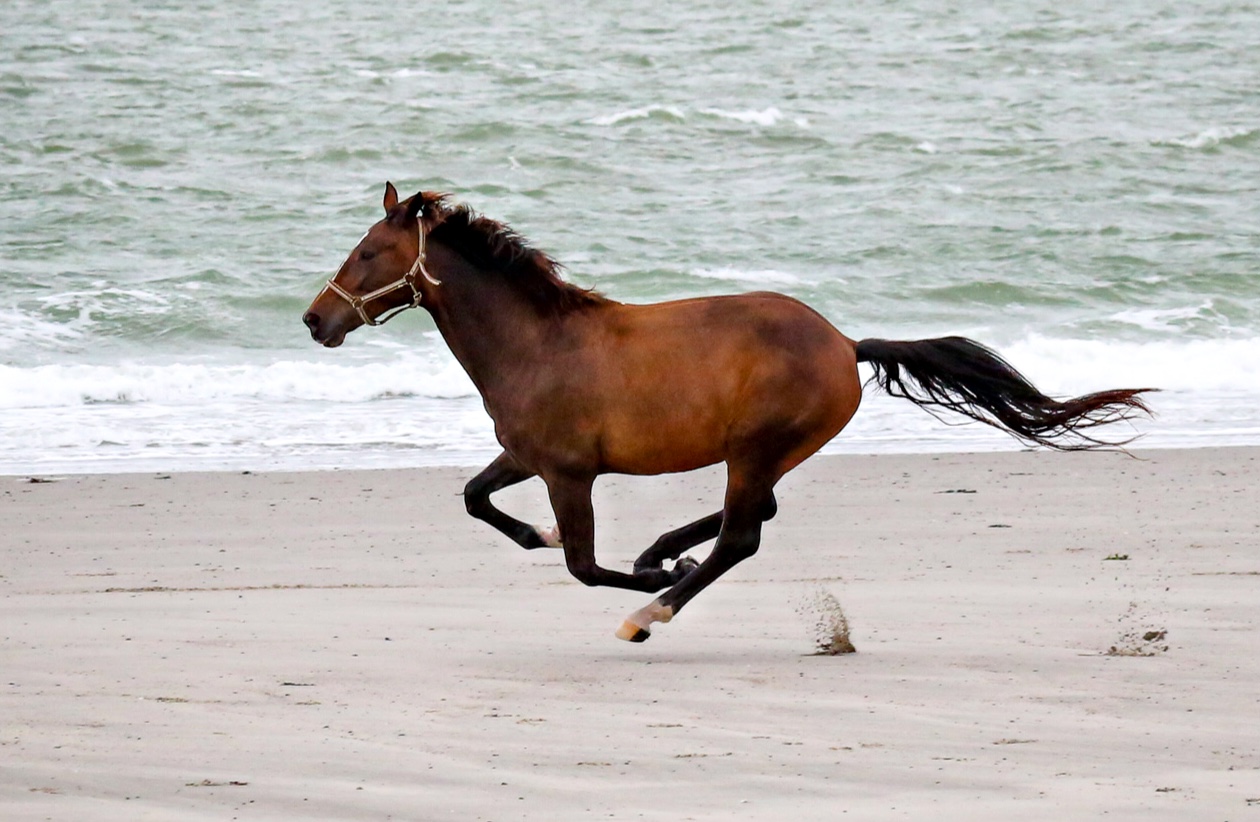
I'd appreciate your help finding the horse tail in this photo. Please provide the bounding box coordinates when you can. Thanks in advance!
[854,336,1155,451]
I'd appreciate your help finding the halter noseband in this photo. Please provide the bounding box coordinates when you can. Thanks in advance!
[321,218,440,327]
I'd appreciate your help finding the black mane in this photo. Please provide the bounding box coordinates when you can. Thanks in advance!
[421,195,609,313]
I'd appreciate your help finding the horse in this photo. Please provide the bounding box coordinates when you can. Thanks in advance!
[302,182,1154,642]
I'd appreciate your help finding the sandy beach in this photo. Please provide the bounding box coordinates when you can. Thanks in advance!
[3,447,1258,820]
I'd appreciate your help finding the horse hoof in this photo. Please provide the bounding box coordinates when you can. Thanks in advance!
[616,621,651,642]
[616,600,673,642]
[669,556,698,582]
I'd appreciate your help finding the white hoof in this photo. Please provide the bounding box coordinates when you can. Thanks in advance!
[534,524,563,548]
[615,600,674,643]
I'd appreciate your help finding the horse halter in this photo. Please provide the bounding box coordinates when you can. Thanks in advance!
[321,218,441,327]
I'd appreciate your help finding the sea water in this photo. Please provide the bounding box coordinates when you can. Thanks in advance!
[2,0,1258,474]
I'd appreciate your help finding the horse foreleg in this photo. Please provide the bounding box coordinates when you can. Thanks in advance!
[464,451,558,550]
[616,483,776,642]
[632,512,723,573]
[546,473,695,593]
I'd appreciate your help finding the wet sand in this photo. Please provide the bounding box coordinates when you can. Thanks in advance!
[3,447,1259,820]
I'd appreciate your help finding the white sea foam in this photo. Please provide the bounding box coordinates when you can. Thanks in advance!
[0,308,86,352]
[1156,126,1256,149]
[210,68,264,78]
[10,335,1247,416]
[690,266,802,285]
[2,334,1259,474]
[1108,303,1216,333]
[838,332,1260,456]
[0,356,478,410]
[1002,334,1260,394]
[831,334,1260,456]
[699,107,783,126]
[589,106,686,126]
[0,353,493,473]
[0,393,500,475]
[590,105,802,128]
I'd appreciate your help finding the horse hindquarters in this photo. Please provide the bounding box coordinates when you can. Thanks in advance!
[617,333,862,641]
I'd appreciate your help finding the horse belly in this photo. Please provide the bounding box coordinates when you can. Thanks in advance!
[578,347,721,472]
[600,397,730,474]
[596,351,846,475]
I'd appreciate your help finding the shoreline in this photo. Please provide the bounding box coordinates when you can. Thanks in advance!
[3,438,1254,480]
[4,446,1258,819]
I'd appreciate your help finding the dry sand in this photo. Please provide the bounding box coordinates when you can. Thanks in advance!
[2,447,1259,820]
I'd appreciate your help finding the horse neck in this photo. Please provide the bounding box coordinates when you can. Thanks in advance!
[423,245,554,400]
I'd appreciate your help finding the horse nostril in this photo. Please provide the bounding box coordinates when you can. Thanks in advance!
[303,311,320,331]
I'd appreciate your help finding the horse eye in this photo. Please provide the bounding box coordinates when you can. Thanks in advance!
[360,249,376,261]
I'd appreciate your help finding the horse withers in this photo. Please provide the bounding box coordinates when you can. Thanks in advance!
[303,183,1153,642]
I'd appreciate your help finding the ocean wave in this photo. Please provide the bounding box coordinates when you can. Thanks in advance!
[0,356,478,409]
[1107,302,1222,333]
[1,335,1257,474]
[699,106,794,127]
[690,266,803,285]
[351,67,432,79]
[1154,126,1258,150]
[0,392,500,475]
[589,105,807,128]
[0,288,220,354]
[588,105,686,126]
[1003,334,1260,394]
[5,335,1256,415]
[209,68,264,78]
[0,307,87,351]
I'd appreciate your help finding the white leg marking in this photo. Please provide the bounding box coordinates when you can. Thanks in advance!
[615,599,675,641]
[534,524,563,548]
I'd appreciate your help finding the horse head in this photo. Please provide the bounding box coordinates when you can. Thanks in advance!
[302,182,440,347]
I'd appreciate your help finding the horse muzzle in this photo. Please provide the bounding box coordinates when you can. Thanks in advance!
[302,310,347,348]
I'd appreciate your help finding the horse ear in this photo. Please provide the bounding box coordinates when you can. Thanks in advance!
[404,191,426,223]
[383,181,399,213]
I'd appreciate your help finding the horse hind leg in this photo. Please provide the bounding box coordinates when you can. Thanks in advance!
[632,511,723,574]
[633,491,780,573]
[616,476,778,642]
[616,367,856,641]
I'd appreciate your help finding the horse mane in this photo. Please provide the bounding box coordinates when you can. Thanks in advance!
[417,193,610,313]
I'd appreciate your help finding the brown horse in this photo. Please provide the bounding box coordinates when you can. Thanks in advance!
[303,183,1153,642]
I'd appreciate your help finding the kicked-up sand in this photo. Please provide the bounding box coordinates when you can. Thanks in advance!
[2,447,1259,820]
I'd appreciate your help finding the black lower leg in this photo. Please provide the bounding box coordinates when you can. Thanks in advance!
[656,518,763,615]
[464,451,550,549]
[633,511,723,573]
[654,486,777,616]
[570,557,694,593]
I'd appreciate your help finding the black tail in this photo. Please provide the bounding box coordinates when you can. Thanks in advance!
[855,336,1155,451]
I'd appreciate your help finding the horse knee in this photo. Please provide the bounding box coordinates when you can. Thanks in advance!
[463,479,489,518]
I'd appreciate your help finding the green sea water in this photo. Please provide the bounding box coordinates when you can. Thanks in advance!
[1,0,1258,472]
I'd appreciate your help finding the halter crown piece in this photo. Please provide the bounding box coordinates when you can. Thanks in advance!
[322,216,440,327]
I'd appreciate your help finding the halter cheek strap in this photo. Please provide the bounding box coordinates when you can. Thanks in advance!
[321,219,440,327]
